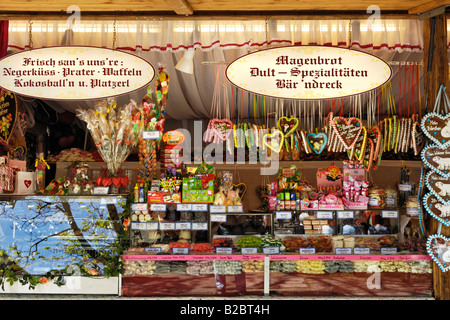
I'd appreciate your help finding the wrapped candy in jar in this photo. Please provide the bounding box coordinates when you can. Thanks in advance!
[368,188,385,208]
[384,186,398,208]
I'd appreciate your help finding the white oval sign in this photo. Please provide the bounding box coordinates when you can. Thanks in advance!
[0,46,155,100]
[226,45,392,100]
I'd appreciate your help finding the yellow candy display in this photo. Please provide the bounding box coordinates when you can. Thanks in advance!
[295,260,326,274]
[242,260,265,273]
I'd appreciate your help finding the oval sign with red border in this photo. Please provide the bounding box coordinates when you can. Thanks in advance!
[0,46,155,100]
[163,130,185,145]
[226,45,392,100]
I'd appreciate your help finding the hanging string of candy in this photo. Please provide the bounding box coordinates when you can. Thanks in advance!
[136,65,169,183]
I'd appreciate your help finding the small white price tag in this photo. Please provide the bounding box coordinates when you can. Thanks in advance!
[144,247,162,254]
[262,247,280,254]
[398,184,413,192]
[175,222,192,230]
[177,203,192,211]
[191,222,208,230]
[142,131,161,140]
[100,197,118,205]
[210,214,227,222]
[192,203,208,211]
[316,211,333,219]
[150,203,167,211]
[335,247,353,255]
[147,222,159,230]
[382,210,399,219]
[215,247,233,254]
[130,222,147,230]
[172,247,189,254]
[353,247,371,255]
[227,205,243,213]
[299,248,316,255]
[241,247,258,254]
[337,211,354,219]
[159,222,175,230]
[131,203,148,211]
[93,187,109,195]
[275,211,292,219]
[209,205,227,213]
[381,247,398,255]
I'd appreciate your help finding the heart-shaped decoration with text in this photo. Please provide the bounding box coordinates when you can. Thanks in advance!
[263,130,284,153]
[411,121,425,156]
[421,112,450,149]
[362,137,374,171]
[211,118,233,141]
[277,116,299,137]
[347,126,367,162]
[421,144,450,178]
[233,183,247,200]
[426,234,450,272]
[332,117,362,149]
[425,171,450,204]
[423,192,450,227]
[306,132,327,154]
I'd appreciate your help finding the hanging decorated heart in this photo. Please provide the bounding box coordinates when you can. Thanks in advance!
[347,126,367,162]
[277,116,299,137]
[423,192,450,227]
[263,129,285,153]
[426,234,450,272]
[16,112,28,137]
[331,117,363,149]
[306,132,327,154]
[411,121,426,156]
[233,183,247,200]
[362,137,374,171]
[211,118,233,142]
[0,90,18,146]
[421,144,450,178]
[368,126,382,163]
[425,171,450,204]
[421,113,450,149]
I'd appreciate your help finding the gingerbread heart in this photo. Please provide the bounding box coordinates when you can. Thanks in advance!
[421,113,450,149]
[348,126,367,162]
[263,130,284,153]
[306,132,327,154]
[411,121,425,156]
[332,117,363,149]
[211,118,233,141]
[368,126,382,161]
[426,234,450,272]
[423,192,450,227]
[421,144,450,178]
[233,183,247,199]
[362,137,374,171]
[425,171,450,205]
[277,116,299,137]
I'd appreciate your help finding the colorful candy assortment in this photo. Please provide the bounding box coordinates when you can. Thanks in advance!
[186,261,215,275]
[213,261,242,275]
[242,260,264,273]
[295,260,326,274]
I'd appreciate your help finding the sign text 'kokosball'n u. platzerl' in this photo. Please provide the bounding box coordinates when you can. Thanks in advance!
[226,45,392,100]
[0,46,155,100]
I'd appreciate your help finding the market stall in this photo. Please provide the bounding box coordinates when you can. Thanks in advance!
[0,3,448,298]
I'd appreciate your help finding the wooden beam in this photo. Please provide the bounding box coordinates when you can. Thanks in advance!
[409,0,450,14]
[166,0,194,15]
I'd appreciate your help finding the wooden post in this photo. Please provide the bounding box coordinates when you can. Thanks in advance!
[423,13,450,300]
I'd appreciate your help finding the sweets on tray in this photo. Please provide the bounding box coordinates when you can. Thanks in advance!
[190,242,215,253]
[242,260,264,273]
[123,260,156,276]
[354,237,380,252]
[307,236,333,253]
[410,261,432,274]
[213,261,242,275]
[282,236,310,252]
[186,261,215,275]
[47,148,103,162]
[236,236,262,251]
[295,260,326,274]
[212,238,235,251]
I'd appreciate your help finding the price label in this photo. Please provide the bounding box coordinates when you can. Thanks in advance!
[144,247,162,254]
[177,203,192,211]
[316,211,333,219]
[227,205,243,213]
[382,210,399,219]
[192,204,208,211]
[172,247,189,254]
[146,222,159,230]
[191,222,208,230]
[93,187,109,195]
[175,222,192,230]
[130,222,147,230]
[299,248,316,254]
[100,197,118,205]
[215,247,233,254]
[381,247,398,255]
[210,205,227,213]
[398,184,413,192]
[131,203,148,211]
[353,247,371,255]
[241,247,258,254]
[337,211,354,219]
[262,247,280,254]
[275,211,292,219]
[210,214,227,222]
[150,203,167,211]
[159,222,175,230]
[335,247,353,255]
[143,131,161,140]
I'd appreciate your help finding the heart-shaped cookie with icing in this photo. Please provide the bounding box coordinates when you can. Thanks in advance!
[421,113,450,149]
[306,132,327,154]
[423,192,450,227]
[427,234,450,272]
[263,130,284,153]
[332,117,363,150]
[277,116,299,137]
[421,144,450,178]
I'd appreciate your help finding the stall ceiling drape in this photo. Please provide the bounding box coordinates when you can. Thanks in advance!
[0,20,8,58]
[6,19,425,128]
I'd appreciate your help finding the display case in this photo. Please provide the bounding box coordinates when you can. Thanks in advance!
[0,194,125,294]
